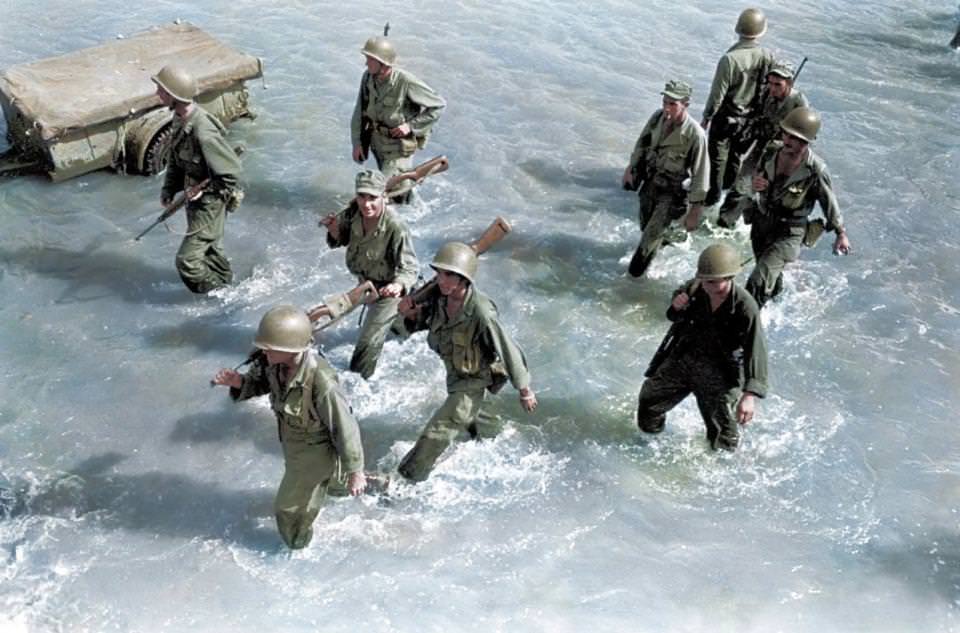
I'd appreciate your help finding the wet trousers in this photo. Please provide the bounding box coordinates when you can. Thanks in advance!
[706,116,752,207]
[371,134,415,203]
[637,352,742,450]
[350,297,402,379]
[398,388,498,482]
[275,438,337,549]
[745,214,804,307]
[629,185,686,278]
[175,196,232,294]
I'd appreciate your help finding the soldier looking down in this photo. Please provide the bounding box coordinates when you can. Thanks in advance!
[152,65,243,294]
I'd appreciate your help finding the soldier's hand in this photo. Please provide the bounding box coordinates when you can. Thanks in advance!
[347,471,367,496]
[212,368,243,389]
[701,117,711,130]
[161,197,172,207]
[671,292,690,311]
[683,205,703,231]
[398,295,420,318]
[389,123,412,138]
[380,283,403,298]
[833,231,852,256]
[752,174,769,192]
[736,392,756,425]
[319,214,339,236]
[622,167,635,190]
[519,387,538,413]
[352,145,365,163]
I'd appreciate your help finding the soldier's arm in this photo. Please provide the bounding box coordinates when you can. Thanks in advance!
[351,73,369,147]
[816,166,844,233]
[740,302,768,398]
[482,313,531,392]
[315,385,365,474]
[403,73,446,136]
[161,157,184,203]
[390,224,420,292]
[197,122,242,193]
[686,128,710,205]
[229,356,272,402]
[627,112,657,171]
[702,56,732,123]
[325,202,357,248]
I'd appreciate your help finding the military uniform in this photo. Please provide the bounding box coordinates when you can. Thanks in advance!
[162,106,243,293]
[702,39,774,207]
[231,348,364,549]
[395,286,531,482]
[718,74,809,227]
[638,280,768,450]
[326,201,419,378]
[743,143,844,307]
[351,68,445,199]
[626,86,709,277]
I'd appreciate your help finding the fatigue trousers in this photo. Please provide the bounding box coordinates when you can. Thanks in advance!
[629,185,686,278]
[716,148,760,228]
[398,388,494,482]
[706,116,752,207]
[371,133,414,203]
[175,195,232,294]
[637,353,742,450]
[745,214,804,307]
[350,296,401,379]
[275,438,338,549]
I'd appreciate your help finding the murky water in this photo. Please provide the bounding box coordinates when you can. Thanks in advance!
[1,1,959,632]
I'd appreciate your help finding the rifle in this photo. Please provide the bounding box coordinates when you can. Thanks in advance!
[793,56,808,84]
[307,280,379,330]
[385,155,449,193]
[406,216,512,306]
[134,178,210,241]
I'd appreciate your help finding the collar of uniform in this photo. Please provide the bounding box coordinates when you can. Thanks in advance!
[729,38,760,51]
[274,350,312,394]
[438,284,477,328]
[350,207,387,242]
[693,283,736,316]
[177,105,202,135]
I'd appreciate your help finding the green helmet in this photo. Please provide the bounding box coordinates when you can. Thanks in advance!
[151,65,197,103]
[780,106,821,142]
[254,305,313,353]
[696,243,741,279]
[361,36,397,66]
[355,169,387,196]
[735,8,767,38]
[431,242,477,283]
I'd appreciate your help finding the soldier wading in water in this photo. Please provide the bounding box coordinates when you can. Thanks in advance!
[636,243,768,450]
[152,65,244,293]
[212,305,366,550]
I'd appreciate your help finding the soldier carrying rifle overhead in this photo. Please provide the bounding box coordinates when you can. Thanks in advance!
[394,240,537,483]
[318,169,419,379]
[351,27,446,204]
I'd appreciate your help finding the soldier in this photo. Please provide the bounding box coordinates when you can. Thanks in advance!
[320,170,419,379]
[212,305,366,550]
[351,35,446,203]
[152,65,243,294]
[636,243,768,451]
[622,80,709,278]
[742,107,852,307]
[717,59,810,228]
[701,8,775,211]
[394,242,537,482]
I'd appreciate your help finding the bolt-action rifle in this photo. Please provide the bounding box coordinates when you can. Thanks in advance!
[134,178,210,241]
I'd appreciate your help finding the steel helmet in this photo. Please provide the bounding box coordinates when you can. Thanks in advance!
[361,36,397,66]
[696,243,741,279]
[431,242,477,283]
[735,8,767,38]
[253,305,313,353]
[780,106,821,142]
[151,65,197,103]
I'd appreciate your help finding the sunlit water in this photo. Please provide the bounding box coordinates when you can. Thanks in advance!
[1,1,959,632]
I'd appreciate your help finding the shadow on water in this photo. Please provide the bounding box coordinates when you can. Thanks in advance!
[3,452,282,552]
[0,238,193,305]
[241,176,345,218]
[517,158,623,191]
[169,405,281,458]
[869,530,960,605]
[143,317,254,355]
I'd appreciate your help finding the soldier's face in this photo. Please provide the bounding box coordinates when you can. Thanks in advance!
[662,97,687,123]
[436,270,468,299]
[365,55,390,77]
[264,349,298,367]
[355,193,384,219]
[781,132,809,159]
[702,277,733,301]
[155,84,175,110]
[767,75,791,100]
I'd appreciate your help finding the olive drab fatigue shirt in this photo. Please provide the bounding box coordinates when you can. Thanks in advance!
[162,106,242,202]
[702,39,775,122]
[628,111,709,204]
[231,350,364,474]
[663,281,768,396]
[753,144,844,231]
[326,203,419,291]
[350,68,446,151]
[401,286,531,394]
[753,87,809,149]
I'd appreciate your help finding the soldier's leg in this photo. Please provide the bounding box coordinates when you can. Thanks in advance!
[746,222,803,307]
[175,198,232,294]
[350,296,401,379]
[274,440,337,549]
[706,126,732,207]
[637,357,692,434]
[467,407,502,440]
[397,390,485,482]
[629,193,671,277]
[374,151,414,204]
[690,364,742,450]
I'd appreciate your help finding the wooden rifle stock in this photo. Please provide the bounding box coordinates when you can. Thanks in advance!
[307,280,379,329]
[134,178,211,241]
[385,155,449,194]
